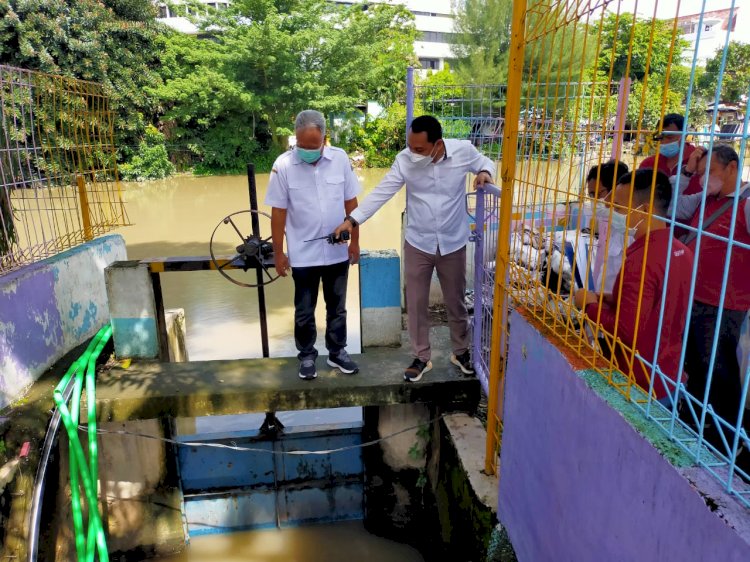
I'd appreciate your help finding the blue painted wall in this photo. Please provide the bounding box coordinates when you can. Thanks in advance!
[359,250,401,309]
[0,235,127,409]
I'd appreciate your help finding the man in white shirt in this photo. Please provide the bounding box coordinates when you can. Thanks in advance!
[334,115,496,382]
[265,110,361,380]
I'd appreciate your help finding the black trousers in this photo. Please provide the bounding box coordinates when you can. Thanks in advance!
[292,260,349,361]
[685,301,748,451]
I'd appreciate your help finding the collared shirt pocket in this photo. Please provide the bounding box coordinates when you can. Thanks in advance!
[288,181,317,209]
[324,175,346,203]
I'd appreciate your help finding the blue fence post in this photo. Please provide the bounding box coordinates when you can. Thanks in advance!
[472,190,485,389]
[406,66,414,143]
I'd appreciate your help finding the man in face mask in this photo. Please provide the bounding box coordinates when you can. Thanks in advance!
[639,113,696,178]
[575,169,694,408]
[671,144,750,452]
[333,115,496,382]
[264,110,362,381]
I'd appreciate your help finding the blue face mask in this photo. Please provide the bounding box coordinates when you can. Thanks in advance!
[658,142,681,159]
[297,145,323,164]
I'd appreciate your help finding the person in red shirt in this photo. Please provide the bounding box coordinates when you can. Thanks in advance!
[671,144,750,449]
[575,169,694,406]
[639,113,696,177]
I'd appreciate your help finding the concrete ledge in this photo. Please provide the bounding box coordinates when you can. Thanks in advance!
[429,413,499,561]
[93,345,480,422]
[442,413,498,511]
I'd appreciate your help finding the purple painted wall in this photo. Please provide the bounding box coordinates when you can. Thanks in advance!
[499,310,750,562]
[0,235,127,409]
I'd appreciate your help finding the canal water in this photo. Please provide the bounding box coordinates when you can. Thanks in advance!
[164,521,424,562]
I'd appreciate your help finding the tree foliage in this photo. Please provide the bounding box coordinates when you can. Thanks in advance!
[118,125,175,181]
[153,0,417,172]
[452,0,513,83]
[451,0,596,86]
[598,13,687,81]
[0,0,164,150]
[699,41,750,104]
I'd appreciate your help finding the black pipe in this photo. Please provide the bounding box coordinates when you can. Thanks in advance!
[247,163,270,358]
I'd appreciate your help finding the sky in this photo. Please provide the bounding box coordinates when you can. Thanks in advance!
[609,0,747,19]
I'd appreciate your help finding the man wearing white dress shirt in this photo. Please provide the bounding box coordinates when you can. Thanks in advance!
[265,110,361,381]
[334,115,496,382]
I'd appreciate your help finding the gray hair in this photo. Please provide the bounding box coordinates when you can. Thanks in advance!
[295,110,326,136]
[711,143,740,167]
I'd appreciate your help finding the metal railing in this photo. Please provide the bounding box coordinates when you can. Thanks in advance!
[467,0,750,506]
[0,66,128,274]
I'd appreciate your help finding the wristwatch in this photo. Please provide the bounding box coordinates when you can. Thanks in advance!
[345,215,359,228]
[681,165,695,177]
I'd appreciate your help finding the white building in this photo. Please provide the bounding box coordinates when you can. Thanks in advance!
[676,6,748,64]
[155,0,457,71]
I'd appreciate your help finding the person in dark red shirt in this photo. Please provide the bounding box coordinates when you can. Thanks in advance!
[575,169,694,406]
[671,145,750,450]
[639,113,696,177]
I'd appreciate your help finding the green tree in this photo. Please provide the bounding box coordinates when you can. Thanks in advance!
[0,0,164,150]
[592,14,690,131]
[598,13,687,81]
[219,0,416,148]
[699,41,750,104]
[452,0,596,86]
[153,32,260,173]
[118,125,175,181]
[156,0,417,171]
[452,0,513,83]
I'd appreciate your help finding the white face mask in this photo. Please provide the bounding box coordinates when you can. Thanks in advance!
[408,142,440,167]
[596,206,640,252]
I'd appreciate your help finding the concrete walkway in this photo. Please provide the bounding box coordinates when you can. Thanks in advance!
[94,328,480,422]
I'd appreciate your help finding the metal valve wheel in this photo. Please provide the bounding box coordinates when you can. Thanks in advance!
[209,210,280,288]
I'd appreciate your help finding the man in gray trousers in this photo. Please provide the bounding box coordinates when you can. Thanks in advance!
[334,115,496,382]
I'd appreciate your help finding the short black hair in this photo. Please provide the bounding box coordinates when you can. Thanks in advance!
[617,169,672,215]
[711,144,740,167]
[586,160,630,191]
[410,115,443,143]
[660,113,685,131]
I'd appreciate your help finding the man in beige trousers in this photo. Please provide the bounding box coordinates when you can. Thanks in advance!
[334,115,495,381]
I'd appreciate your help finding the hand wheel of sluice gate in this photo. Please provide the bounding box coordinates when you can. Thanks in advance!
[209,209,280,288]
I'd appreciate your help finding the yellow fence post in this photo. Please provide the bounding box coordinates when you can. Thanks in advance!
[77,175,93,241]
[485,0,528,476]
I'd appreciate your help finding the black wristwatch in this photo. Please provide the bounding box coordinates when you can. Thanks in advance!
[681,165,695,177]
[345,215,359,228]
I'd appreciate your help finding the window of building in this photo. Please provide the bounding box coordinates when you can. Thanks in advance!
[420,31,456,43]
[419,58,440,70]
[679,22,696,35]
[705,24,712,31]
[158,5,169,18]
[412,10,453,18]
